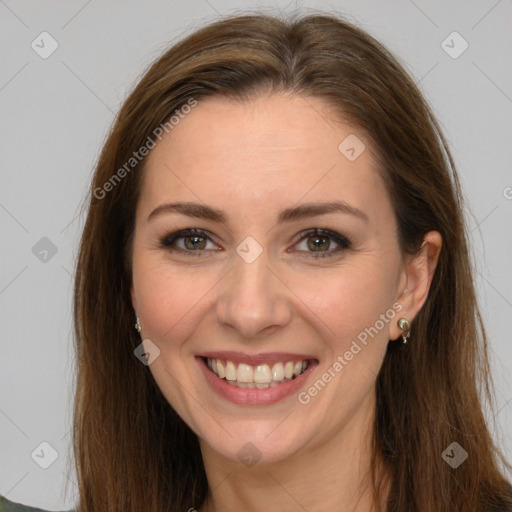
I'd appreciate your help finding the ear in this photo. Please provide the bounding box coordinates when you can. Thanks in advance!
[389,230,442,340]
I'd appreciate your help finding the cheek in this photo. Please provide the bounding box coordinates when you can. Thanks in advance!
[286,267,393,428]
[294,262,396,341]
[132,255,218,343]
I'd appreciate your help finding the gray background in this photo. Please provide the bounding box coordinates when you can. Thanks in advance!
[1,0,511,509]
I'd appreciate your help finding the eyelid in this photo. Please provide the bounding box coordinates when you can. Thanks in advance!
[159,228,219,254]
[159,227,351,258]
[160,227,209,246]
[290,228,351,257]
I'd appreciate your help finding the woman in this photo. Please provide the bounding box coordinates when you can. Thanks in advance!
[3,10,510,512]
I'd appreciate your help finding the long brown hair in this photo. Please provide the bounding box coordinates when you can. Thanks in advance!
[71,11,512,511]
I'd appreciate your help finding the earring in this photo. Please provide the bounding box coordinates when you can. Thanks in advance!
[397,318,410,344]
[134,317,141,333]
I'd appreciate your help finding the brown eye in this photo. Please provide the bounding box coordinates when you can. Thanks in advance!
[183,234,207,250]
[307,234,330,252]
[160,228,217,257]
[294,229,351,258]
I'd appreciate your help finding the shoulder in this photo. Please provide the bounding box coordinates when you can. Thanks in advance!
[0,496,75,512]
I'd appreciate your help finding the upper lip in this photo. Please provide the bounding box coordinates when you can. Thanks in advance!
[199,351,317,366]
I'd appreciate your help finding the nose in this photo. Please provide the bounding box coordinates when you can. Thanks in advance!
[216,248,292,339]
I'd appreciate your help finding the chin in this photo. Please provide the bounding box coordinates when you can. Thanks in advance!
[199,429,307,467]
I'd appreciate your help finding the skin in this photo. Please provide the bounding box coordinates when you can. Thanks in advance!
[130,92,442,512]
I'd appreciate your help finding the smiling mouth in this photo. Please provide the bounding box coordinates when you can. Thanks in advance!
[203,357,312,389]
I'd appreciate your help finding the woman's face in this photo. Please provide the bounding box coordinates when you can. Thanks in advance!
[131,93,411,465]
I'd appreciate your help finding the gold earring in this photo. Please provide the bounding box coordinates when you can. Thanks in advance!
[134,317,141,333]
[397,318,410,344]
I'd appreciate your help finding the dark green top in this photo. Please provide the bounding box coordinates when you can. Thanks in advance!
[0,496,74,512]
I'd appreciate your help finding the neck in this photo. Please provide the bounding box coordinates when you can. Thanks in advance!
[197,392,389,512]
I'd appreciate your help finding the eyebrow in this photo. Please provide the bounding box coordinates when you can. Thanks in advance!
[147,200,369,225]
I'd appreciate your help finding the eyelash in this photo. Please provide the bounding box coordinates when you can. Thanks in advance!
[159,228,352,259]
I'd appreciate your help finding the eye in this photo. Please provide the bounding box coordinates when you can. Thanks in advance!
[160,228,218,257]
[292,228,351,258]
[159,227,352,259]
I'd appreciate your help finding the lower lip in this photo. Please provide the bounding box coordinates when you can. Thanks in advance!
[196,357,318,406]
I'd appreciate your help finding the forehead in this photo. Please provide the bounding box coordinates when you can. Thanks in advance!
[138,93,390,228]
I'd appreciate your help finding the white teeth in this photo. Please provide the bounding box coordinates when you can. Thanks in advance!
[206,357,311,386]
[271,362,284,381]
[228,378,293,388]
[237,363,253,383]
[237,381,255,388]
[284,361,294,379]
[254,364,272,384]
[225,360,237,381]
[216,359,225,378]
